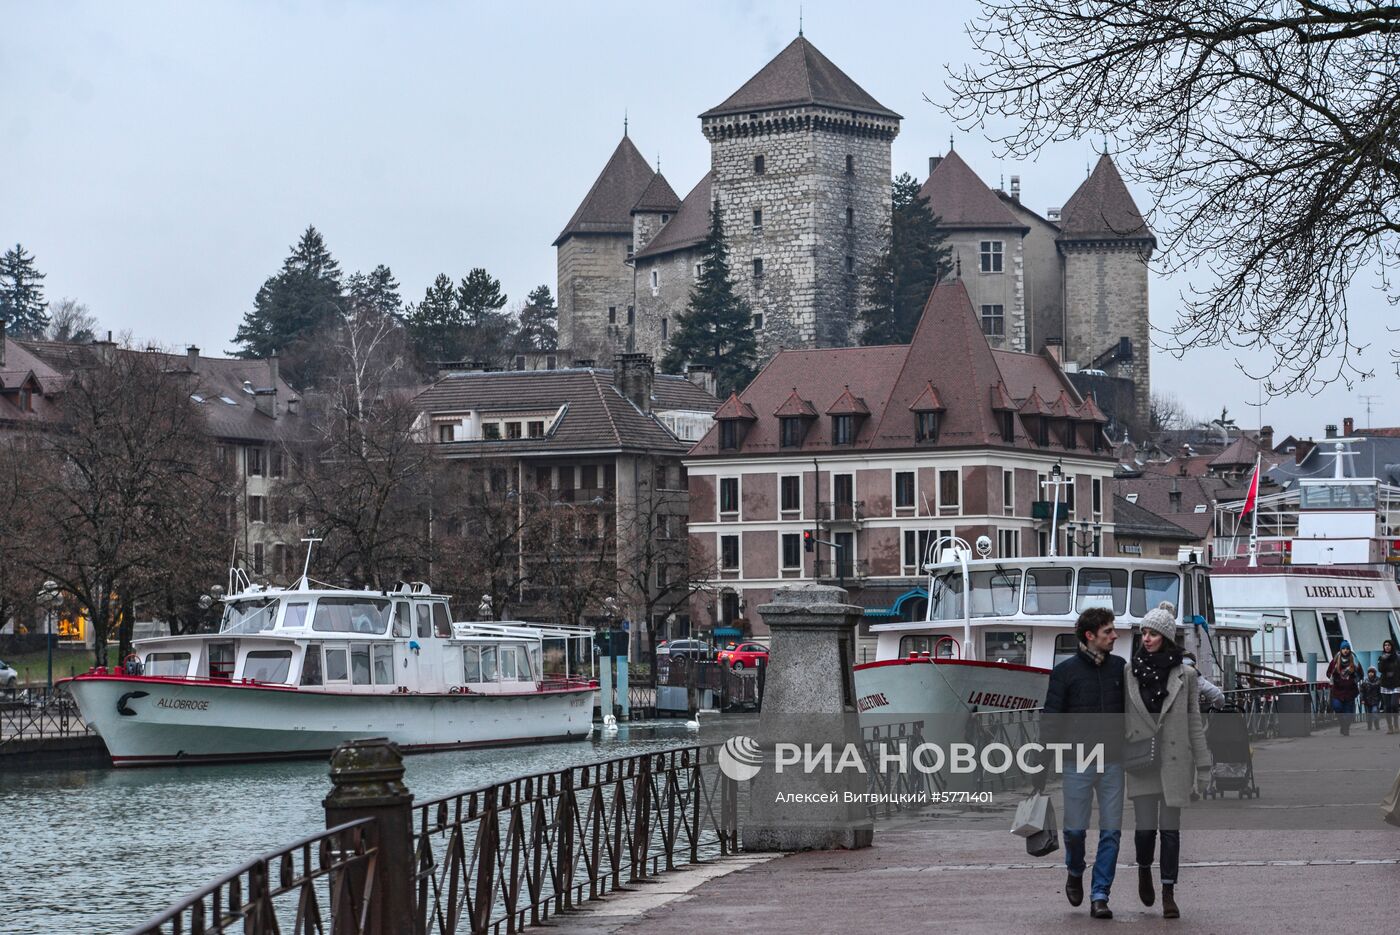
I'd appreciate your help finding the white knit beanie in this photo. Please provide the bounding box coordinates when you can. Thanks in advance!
[1140,601,1178,643]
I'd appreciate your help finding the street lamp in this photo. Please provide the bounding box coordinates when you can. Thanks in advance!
[38,580,61,691]
[1065,521,1104,556]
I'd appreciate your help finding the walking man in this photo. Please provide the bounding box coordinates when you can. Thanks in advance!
[1035,607,1126,919]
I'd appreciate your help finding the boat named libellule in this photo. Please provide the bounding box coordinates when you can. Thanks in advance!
[62,568,597,767]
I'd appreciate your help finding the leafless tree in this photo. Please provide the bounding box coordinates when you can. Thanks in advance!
[431,464,541,620]
[613,474,716,647]
[944,1,1400,394]
[0,433,44,638]
[44,298,99,343]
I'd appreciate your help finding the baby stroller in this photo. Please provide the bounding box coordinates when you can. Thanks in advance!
[1202,703,1260,799]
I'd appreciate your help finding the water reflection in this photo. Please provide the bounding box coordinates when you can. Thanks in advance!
[0,719,743,934]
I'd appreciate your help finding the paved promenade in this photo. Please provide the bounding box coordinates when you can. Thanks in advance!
[559,724,1400,933]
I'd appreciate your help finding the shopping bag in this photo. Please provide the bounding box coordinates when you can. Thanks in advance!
[1011,792,1050,838]
[1026,799,1059,857]
[1382,768,1400,828]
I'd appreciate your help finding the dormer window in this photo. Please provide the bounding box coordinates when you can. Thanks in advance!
[999,411,1015,443]
[915,411,940,443]
[720,421,740,450]
[780,417,804,448]
[1037,420,1049,447]
[661,213,670,224]
[832,415,856,446]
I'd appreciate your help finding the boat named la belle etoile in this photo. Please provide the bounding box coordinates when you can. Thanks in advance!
[62,567,597,767]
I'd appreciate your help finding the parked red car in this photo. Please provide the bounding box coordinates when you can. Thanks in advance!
[717,642,769,670]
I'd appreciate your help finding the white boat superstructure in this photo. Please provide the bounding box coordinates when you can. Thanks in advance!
[63,571,597,767]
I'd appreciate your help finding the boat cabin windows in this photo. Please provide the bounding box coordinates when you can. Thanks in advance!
[244,650,293,683]
[433,603,451,638]
[282,602,309,630]
[1023,568,1073,615]
[1130,571,1180,617]
[1075,568,1127,614]
[462,643,533,682]
[1052,634,1080,667]
[479,646,497,681]
[984,630,1029,666]
[899,634,956,658]
[393,602,412,638]
[416,604,432,639]
[927,572,965,621]
[968,570,1021,617]
[1320,612,1346,657]
[301,644,323,685]
[1345,610,1395,652]
[209,642,236,680]
[221,598,278,635]
[145,652,191,677]
[464,646,483,681]
[324,647,349,682]
[499,647,518,680]
[313,598,390,635]
[1292,611,1326,663]
[372,644,395,684]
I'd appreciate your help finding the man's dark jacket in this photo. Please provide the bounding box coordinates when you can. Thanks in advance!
[1041,650,1126,762]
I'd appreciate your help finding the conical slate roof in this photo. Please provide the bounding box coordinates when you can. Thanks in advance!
[631,172,681,214]
[917,150,1025,230]
[701,37,899,120]
[633,173,712,260]
[1058,154,1154,242]
[554,135,656,246]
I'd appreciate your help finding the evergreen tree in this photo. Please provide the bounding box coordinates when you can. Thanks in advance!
[517,284,558,352]
[403,274,463,364]
[662,200,757,396]
[346,264,403,321]
[0,244,50,338]
[455,268,514,364]
[234,226,344,366]
[859,174,952,345]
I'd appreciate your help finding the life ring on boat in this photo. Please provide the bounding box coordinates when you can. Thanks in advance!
[122,653,144,676]
[933,636,961,659]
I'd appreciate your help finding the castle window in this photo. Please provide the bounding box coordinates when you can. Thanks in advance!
[754,155,765,175]
[915,411,940,443]
[832,415,856,446]
[780,417,803,449]
[695,262,703,278]
[609,306,617,324]
[649,270,659,290]
[661,318,668,340]
[980,241,1003,273]
[980,304,1005,336]
[845,154,855,175]
[627,306,635,325]
[753,258,764,278]
[752,313,764,330]
[661,214,670,224]
[626,243,634,259]
[753,208,763,228]
[846,255,855,274]
[846,206,854,228]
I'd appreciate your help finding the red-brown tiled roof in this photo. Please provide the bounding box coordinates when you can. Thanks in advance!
[1209,434,1264,467]
[773,388,818,418]
[633,173,712,261]
[908,381,946,412]
[825,386,870,415]
[917,150,1026,230]
[1077,394,1110,424]
[701,36,899,120]
[989,381,1017,411]
[1049,389,1076,419]
[554,135,657,246]
[1018,386,1051,417]
[1058,154,1154,243]
[631,172,681,214]
[714,392,757,421]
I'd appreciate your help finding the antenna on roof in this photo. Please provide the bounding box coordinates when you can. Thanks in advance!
[624,108,629,138]
[799,4,803,36]
[949,133,955,152]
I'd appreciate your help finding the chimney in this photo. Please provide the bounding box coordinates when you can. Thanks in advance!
[1343,416,1354,437]
[615,352,654,412]
[928,156,942,177]
[268,351,279,390]
[1295,437,1315,465]
[1325,424,1338,439]
[1043,337,1063,366]
[186,345,199,372]
[0,319,6,369]
[686,364,717,398]
[1010,175,1021,202]
[1168,478,1182,512]
[1260,425,1274,451]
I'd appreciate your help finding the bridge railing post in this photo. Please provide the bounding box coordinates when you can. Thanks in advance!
[323,737,416,935]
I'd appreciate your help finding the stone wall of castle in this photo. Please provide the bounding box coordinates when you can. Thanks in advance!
[943,230,1026,352]
[633,245,704,364]
[557,234,634,365]
[1060,241,1152,432]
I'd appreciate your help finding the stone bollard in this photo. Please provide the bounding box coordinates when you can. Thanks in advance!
[741,584,873,851]
[323,737,415,934]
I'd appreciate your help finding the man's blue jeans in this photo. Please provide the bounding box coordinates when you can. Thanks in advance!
[1061,762,1124,901]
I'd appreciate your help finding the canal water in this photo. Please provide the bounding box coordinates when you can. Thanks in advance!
[0,720,737,935]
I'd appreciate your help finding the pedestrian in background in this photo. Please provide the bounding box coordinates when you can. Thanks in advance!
[1378,639,1400,735]
[1036,607,1125,920]
[1360,668,1382,731]
[1125,602,1212,920]
[1327,642,1362,737]
[1181,652,1226,710]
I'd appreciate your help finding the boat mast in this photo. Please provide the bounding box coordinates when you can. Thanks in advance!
[298,537,322,590]
[1044,462,1070,558]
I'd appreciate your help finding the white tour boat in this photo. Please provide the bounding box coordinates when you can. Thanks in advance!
[854,536,1234,741]
[62,568,597,767]
[1211,441,1400,680]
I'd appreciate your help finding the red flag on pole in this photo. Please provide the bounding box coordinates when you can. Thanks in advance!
[1242,459,1260,515]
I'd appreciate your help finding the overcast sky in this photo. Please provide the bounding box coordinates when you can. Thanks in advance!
[5,0,1395,440]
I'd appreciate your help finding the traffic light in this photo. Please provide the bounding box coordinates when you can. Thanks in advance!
[803,530,815,553]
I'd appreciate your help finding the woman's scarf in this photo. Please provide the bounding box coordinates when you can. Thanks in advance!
[1133,646,1183,715]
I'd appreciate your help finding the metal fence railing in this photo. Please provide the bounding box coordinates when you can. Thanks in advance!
[0,686,92,747]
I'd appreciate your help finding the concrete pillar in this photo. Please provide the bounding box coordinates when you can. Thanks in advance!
[741,584,872,851]
[323,737,415,934]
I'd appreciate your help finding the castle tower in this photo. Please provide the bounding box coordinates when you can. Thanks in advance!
[555,134,656,364]
[1056,153,1156,435]
[700,37,900,351]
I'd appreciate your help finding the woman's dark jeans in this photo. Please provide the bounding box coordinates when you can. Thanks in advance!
[1132,794,1181,885]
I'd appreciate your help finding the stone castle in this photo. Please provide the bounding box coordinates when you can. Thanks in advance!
[554,36,1155,434]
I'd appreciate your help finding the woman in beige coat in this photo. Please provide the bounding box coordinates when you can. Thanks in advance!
[1124,602,1212,919]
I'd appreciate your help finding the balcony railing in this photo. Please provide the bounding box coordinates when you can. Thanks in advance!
[816,558,870,583]
[818,500,865,523]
